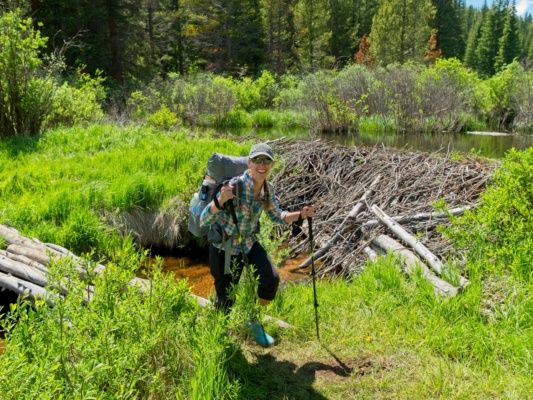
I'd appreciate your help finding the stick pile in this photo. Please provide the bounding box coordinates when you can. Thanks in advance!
[269,139,496,294]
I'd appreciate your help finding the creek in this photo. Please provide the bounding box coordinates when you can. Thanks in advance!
[228,127,533,159]
[162,128,532,304]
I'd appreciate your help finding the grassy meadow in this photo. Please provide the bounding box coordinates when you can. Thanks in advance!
[0,124,532,399]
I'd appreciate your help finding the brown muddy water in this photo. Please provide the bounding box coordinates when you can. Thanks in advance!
[149,252,312,299]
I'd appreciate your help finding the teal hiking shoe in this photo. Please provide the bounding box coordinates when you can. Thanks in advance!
[248,321,274,348]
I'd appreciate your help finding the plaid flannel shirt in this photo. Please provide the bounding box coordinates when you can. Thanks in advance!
[200,170,288,255]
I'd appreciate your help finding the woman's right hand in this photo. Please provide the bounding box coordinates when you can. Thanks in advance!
[219,184,235,206]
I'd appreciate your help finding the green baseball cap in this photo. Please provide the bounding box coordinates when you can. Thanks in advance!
[249,143,274,160]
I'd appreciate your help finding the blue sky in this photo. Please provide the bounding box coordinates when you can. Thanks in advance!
[466,0,533,16]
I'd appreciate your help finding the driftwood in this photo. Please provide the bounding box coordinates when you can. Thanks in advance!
[0,271,52,304]
[363,246,378,263]
[0,225,89,280]
[0,249,49,274]
[0,254,48,288]
[0,224,150,299]
[7,244,51,268]
[372,235,458,297]
[371,205,469,288]
[362,206,472,229]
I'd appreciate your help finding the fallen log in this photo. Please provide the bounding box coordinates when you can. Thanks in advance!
[294,175,382,270]
[0,271,52,304]
[0,249,49,274]
[372,235,458,297]
[362,206,472,229]
[39,240,105,275]
[371,205,469,288]
[0,254,48,288]
[0,225,141,290]
[0,225,62,256]
[363,246,378,262]
[0,226,89,280]
[7,244,50,267]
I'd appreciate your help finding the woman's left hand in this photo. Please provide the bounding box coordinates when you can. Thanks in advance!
[301,205,315,219]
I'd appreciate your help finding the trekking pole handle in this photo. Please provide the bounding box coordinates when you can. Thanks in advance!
[302,202,315,220]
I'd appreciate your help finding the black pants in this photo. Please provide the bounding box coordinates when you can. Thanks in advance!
[209,241,280,312]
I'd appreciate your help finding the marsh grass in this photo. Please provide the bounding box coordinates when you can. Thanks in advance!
[258,255,533,398]
[0,124,251,257]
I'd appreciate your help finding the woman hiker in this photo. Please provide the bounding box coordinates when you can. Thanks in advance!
[200,143,315,347]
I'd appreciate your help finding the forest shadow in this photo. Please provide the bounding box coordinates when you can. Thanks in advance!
[0,135,41,158]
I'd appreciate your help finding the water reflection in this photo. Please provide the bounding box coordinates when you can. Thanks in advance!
[334,131,533,159]
[227,127,533,159]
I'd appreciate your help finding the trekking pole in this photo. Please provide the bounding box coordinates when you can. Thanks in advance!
[307,208,320,341]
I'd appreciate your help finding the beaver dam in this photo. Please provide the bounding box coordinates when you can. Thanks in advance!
[270,140,496,280]
[0,140,497,300]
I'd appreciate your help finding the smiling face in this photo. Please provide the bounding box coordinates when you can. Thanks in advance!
[248,156,274,183]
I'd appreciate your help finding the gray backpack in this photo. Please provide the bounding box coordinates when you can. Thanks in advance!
[188,152,248,238]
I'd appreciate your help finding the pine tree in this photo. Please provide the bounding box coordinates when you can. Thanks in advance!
[463,9,484,69]
[159,0,190,75]
[368,0,436,66]
[231,0,267,75]
[494,0,522,72]
[329,0,360,68]
[260,0,297,73]
[430,0,464,59]
[351,0,381,39]
[354,33,373,65]
[517,9,532,60]
[294,0,332,71]
[424,32,442,64]
[475,0,506,76]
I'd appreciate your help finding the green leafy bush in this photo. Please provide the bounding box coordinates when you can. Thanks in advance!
[485,61,522,129]
[0,10,54,137]
[146,105,179,129]
[443,147,533,281]
[45,70,106,128]
[234,70,276,112]
[0,255,238,398]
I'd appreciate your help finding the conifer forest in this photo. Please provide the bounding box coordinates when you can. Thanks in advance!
[10,0,532,82]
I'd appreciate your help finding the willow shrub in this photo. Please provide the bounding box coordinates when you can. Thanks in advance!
[0,253,238,399]
[44,70,106,129]
[0,10,54,137]
[443,147,533,281]
[232,70,277,112]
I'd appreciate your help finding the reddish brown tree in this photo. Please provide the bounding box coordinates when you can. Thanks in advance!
[354,34,373,66]
[424,33,442,65]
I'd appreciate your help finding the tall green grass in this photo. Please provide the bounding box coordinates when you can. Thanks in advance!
[1,125,533,398]
[262,255,533,398]
[0,254,239,399]
[0,124,251,257]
